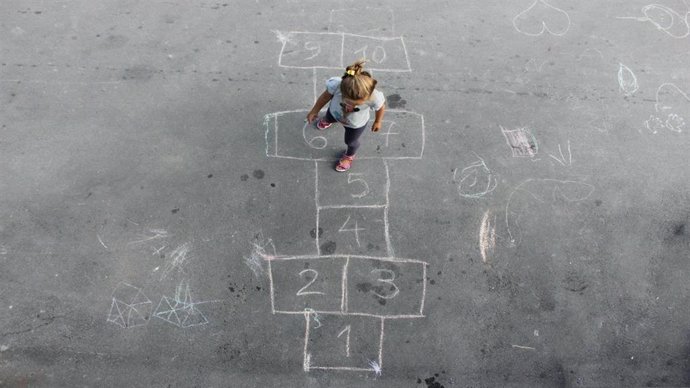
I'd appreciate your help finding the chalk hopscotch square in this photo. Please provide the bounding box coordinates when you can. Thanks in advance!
[278,32,344,69]
[264,110,425,161]
[358,111,425,159]
[316,159,388,208]
[107,282,152,328]
[270,257,347,314]
[304,313,383,372]
[500,126,538,157]
[318,208,388,257]
[342,35,411,72]
[344,257,427,318]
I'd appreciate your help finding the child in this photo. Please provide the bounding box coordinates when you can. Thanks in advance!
[306,60,386,172]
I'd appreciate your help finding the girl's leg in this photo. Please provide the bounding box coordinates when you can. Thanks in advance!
[323,109,337,123]
[343,125,367,156]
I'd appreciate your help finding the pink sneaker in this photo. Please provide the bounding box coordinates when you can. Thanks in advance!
[316,118,333,130]
[335,154,354,172]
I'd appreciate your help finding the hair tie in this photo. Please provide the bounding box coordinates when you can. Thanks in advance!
[345,69,355,76]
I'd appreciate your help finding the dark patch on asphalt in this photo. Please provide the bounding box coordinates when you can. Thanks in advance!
[240,174,249,181]
[673,223,685,236]
[309,227,323,239]
[423,375,445,388]
[320,240,336,254]
[387,94,407,108]
[563,271,588,292]
[252,169,265,179]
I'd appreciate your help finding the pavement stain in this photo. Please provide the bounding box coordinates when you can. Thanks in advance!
[418,373,446,388]
[309,227,323,239]
[320,240,336,254]
[252,169,265,179]
[387,94,407,108]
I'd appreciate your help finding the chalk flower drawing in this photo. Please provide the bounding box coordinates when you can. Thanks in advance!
[453,155,498,199]
[263,18,427,375]
[616,4,690,39]
[645,83,690,133]
[617,63,639,96]
[107,282,152,328]
[512,0,571,37]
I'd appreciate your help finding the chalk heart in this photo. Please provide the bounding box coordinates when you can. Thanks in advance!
[513,0,571,37]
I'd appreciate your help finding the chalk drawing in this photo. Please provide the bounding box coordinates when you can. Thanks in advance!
[160,242,191,280]
[263,16,427,375]
[305,308,323,328]
[616,4,690,39]
[267,255,427,319]
[96,234,108,250]
[617,63,639,96]
[645,83,690,133]
[244,233,276,279]
[127,229,169,245]
[512,0,571,37]
[153,280,209,328]
[547,140,573,166]
[368,359,383,377]
[303,312,386,372]
[107,282,152,328]
[512,344,536,351]
[275,31,411,72]
[479,210,497,264]
[505,179,595,246]
[500,125,538,157]
[453,155,498,199]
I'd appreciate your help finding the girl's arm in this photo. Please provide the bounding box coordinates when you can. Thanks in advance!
[306,91,333,123]
[371,103,386,132]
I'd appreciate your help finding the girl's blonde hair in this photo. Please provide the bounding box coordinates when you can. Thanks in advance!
[341,59,377,100]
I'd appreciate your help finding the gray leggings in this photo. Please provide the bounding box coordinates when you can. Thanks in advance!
[325,110,367,157]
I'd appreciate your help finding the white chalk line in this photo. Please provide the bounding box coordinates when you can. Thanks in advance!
[264,254,428,265]
[275,310,425,319]
[268,259,276,314]
[341,257,350,313]
[382,160,394,257]
[319,204,388,210]
[419,264,428,316]
[512,344,536,350]
[97,234,108,249]
[546,140,572,166]
[479,209,497,264]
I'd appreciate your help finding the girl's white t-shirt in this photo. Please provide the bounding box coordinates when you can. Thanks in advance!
[325,77,385,128]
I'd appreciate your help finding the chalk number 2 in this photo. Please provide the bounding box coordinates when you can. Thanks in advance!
[296,269,325,296]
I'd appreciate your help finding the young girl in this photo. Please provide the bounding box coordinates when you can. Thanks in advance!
[306,60,386,172]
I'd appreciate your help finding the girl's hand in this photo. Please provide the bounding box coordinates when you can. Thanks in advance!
[372,121,382,132]
[306,112,318,123]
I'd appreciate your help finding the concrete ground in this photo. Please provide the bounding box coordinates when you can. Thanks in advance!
[1,0,689,387]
